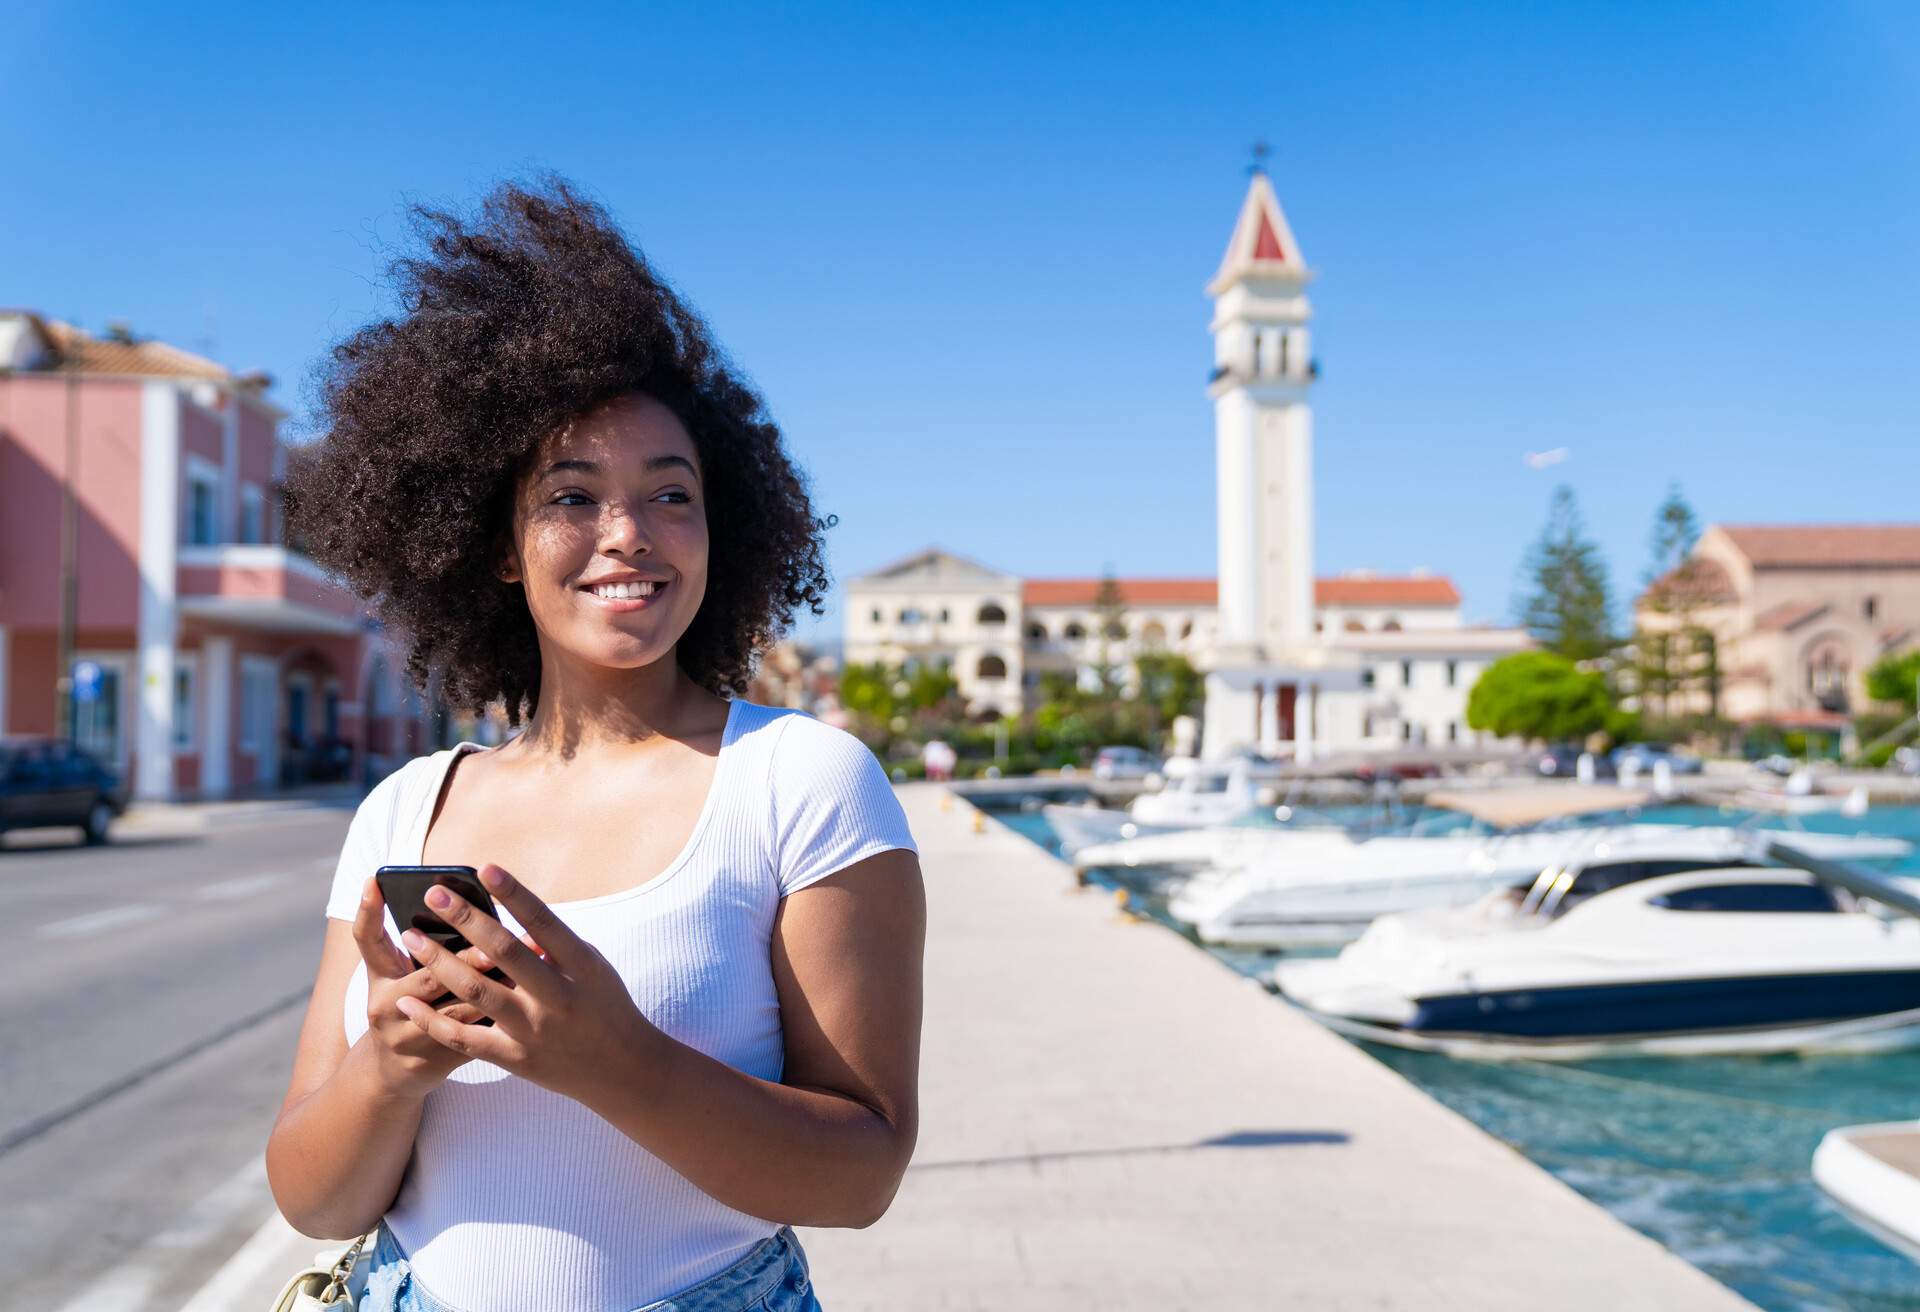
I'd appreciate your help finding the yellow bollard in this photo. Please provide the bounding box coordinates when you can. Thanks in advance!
[971,810,985,835]
[939,792,953,813]
[1111,887,1139,922]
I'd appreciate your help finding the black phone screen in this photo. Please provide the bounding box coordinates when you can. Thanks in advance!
[374,864,511,1021]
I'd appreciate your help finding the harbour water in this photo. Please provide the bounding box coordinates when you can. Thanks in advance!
[986,796,1920,1312]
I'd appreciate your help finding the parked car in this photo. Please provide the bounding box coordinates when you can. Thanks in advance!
[1092,745,1161,781]
[1610,743,1705,775]
[1535,745,1617,779]
[0,735,128,844]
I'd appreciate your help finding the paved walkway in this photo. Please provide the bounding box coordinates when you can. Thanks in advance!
[195,781,1755,1311]
[792,784,1756,1310]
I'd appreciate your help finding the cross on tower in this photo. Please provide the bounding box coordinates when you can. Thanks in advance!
[1248,140,1272,176]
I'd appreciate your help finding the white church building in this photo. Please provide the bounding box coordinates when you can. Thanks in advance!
[843,170,1528,759]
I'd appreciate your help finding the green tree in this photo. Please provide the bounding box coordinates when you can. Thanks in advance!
[1467,650,1615,743]
[1515,485,1616,661]
[1133,651,1204,732]
[1867,649,1920,714]
[1645,482,1701,588]
[1091,569,1127,700]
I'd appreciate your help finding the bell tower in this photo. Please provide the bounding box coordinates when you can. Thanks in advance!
[1207,164,1315,663]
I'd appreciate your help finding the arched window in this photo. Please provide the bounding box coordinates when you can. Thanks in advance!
[977,602,1007,625]
[1381,617,1403,632]
[1025,621,1047,642]
[1064,621,1086,640]
[1180,619,1194,639]
[1140,620,1167,649]
[899,607,923,625]
[977,653,1007,680]
[1344,618,1365,632]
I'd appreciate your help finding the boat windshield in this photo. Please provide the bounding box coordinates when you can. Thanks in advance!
[1519,858,1767,920]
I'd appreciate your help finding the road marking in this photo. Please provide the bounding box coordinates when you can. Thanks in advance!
[176,1209,355,1312]
[36,903,164,940]
[50,1156,272,1312]
[198,872,294,900]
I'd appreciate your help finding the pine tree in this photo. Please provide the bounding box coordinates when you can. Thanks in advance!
[1645,482,1701,587]
[1091,569,1127,700]
[1515,485,1615,661]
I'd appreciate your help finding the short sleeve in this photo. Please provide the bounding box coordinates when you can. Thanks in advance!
[322,763,415,921]
[770,713,919,898]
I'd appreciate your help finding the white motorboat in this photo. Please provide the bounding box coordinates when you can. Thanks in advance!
[1069,784,1427,874]
[1274,843,1920,1059]
[1167,786,1649,948]
[1166,785,1913,951]
[1041,759,1266,857]
[1813,1121,1920,1263]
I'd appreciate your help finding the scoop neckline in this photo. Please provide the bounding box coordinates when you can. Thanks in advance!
[413,697,745,911]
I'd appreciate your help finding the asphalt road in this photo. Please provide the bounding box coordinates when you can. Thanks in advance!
[0,807,356,1311]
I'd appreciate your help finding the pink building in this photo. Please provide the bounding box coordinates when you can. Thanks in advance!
[0,311,438,800]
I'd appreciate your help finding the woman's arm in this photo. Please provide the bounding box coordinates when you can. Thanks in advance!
[265,921,428,1239]
[267,891,502,1239]
[583,847,926,1228]
[393,849,927,1229]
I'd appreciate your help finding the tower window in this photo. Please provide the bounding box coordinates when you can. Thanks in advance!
[1278,332,1290,376]
[1401,660,1414,686]
[1446,660,1458,687]
[1865,596,1879,621]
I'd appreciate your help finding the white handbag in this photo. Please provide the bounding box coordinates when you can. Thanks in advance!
[267,1230,376,1311]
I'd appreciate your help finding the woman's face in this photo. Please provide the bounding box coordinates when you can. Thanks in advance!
[503,393,708,673]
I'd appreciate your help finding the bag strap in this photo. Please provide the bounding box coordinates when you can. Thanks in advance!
[318,1231,374,1303]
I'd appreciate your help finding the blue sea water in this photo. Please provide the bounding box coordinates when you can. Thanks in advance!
[987,797,1920,1312]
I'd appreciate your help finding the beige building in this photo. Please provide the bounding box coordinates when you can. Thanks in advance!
[1636,524,1920,731]
[843,548,1518,750]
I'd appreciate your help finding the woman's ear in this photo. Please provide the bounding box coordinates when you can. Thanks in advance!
[496,544,522,585]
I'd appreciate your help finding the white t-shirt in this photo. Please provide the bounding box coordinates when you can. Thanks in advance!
[322,698,918,1312]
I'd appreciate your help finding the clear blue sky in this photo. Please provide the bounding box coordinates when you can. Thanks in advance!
[7,2,1917,647]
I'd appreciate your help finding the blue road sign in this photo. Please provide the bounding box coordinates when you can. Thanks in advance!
[72,660,103,702]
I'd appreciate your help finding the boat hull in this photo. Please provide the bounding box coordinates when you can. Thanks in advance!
[1285,972,1920,1060]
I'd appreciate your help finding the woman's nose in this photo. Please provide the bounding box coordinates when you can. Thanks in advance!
[598,502,653,555]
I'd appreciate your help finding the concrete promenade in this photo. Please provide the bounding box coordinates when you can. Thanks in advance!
[792,783,1757,1310]
[190,780,1756,1311]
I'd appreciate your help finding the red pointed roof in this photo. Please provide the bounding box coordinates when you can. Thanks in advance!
[1252,213,1286,262]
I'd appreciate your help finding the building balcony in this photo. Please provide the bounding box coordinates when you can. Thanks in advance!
[176,544,365,635]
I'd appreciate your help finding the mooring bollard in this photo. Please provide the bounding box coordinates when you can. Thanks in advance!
[971,809,985,834]
[938,792,953,813]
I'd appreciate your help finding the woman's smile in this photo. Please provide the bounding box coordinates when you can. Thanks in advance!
[580,578,671,612]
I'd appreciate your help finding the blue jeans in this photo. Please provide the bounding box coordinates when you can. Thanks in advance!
[359,1220,824,1312]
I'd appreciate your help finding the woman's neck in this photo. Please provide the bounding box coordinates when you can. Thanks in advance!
[508,650,725,759]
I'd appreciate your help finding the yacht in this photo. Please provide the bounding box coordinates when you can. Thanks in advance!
[1166,785,1652,948]
[1041,758,1265,857]
[1166,786,1912,951]
[1274,837,1920,1059]
[1813,1121,1920,1264]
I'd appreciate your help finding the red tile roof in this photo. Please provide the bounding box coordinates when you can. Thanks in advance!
[1642,557,1736,606]
[1315,576,1460,607]
[40,318,234,382]
[1720,524,1920,569]
[1020,575,1461,608]
[1752,600,1830,632]
[1022,578,1217,607]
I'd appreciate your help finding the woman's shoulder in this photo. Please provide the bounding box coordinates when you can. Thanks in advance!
[731,699,875,762]
[354,745,471,824]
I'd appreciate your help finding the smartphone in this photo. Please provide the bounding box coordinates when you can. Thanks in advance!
[375,864,511,1024]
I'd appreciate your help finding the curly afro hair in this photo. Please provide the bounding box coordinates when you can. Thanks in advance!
[284,175,835,725]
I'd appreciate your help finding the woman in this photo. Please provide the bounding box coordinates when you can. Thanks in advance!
[265,177,926,1312]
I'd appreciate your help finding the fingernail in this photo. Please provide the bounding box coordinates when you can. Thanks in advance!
[426,886,452,910]
[480,867,507,890]
[402,929,428,953]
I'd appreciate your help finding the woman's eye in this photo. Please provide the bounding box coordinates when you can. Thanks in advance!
[658,490,692,504]
[553,491,593,506]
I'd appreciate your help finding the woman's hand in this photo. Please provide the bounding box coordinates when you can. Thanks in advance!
[389,864,673,1107]
[351,876,532,1100]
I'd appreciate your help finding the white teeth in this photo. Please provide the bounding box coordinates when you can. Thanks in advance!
[590,581,660,600]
